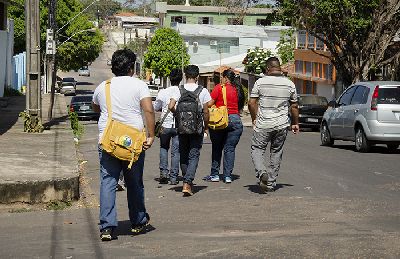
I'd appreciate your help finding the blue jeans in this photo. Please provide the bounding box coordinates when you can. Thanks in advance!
[178,134,203,184]
[209,114,243,178]
[98,147,147,231]
[159,127,180,179]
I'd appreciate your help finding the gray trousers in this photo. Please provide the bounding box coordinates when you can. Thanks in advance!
[251,127,288,183]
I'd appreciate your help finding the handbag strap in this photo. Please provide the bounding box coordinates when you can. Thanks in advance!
[105,79,112,123]
[159,109,170,125]
[221,84,227,106]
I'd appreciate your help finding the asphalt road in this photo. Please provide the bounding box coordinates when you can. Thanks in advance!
[0,53,399,258]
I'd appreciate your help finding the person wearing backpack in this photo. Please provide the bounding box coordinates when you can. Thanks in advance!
[204,69,245,183]
[153,68,182,185]
[168,65,211,196]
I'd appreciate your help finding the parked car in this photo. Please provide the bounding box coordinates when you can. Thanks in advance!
[69,95,99,120]
[298,94,328,130]
[321,81,400,152]
[60,81,76,96]
[62,77,76,87]
[78,66,90,76]
[148,84,160,101]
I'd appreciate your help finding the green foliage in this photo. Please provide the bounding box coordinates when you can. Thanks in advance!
[68,111,84,139]
[8,208,31,213]
[19,111,44,133]
[4,87,23,97]
[143,28,190,78]
[243,47,273,74]
[81,0,122,20]
[46,200,72,210]
[8,0,103,71]
[277,29,295,64]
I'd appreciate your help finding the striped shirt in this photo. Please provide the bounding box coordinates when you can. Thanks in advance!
[250,75,297,130]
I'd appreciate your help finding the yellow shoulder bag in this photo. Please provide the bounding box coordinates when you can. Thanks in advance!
[100,80,147,169]
[208,84,229,130]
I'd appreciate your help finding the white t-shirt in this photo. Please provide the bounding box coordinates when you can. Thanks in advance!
[170,83,211,105]
[153,86,178,128]
[93,76,151,140]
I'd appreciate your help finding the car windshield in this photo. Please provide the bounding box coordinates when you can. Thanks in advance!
[71,96,92,103]
[62,82,74,86]
[299,96,328,106]
[80,66,88,70]
[63,78,75,82]
[378,86,400,104]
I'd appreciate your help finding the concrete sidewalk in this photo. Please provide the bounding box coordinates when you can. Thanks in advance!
[0,93,79,203]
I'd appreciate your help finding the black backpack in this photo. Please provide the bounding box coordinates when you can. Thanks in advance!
[175,85,204,135]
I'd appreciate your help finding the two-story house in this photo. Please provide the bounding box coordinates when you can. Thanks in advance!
[288,30,336,101]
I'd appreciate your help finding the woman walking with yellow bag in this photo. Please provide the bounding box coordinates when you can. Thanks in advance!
[204,69,245,183]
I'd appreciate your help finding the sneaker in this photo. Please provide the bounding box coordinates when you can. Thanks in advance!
[224,176,232,184]
[159,172,169,184]
[170,178,179,185]
[131,213,150,234]
[182,182,193,196]
[203,175,220,182]
[259,174,275,192]
[100,227,113,241]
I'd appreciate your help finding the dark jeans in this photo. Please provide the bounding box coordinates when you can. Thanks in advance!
[159,127,180,179]
[98,147,147,231]
[178,134,203,184]
[209,114,243,178]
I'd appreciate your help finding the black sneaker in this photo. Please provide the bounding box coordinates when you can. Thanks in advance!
[159,172,169,184]
[131,213,150,234]
[100,227,113,241]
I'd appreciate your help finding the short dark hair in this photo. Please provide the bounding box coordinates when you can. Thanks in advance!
[265,57,281,72]
[111,49,136,76]
[169,68,183,86]
[184,65,199,79]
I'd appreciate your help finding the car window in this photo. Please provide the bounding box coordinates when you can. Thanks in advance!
[299,96,328,106]
[350,86,368,105]
[378,86,400,104]
[71,96,92,103]
[338,86,357,106]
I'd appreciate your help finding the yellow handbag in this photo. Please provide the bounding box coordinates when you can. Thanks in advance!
[100,80,147,169]
[208,84,229,130]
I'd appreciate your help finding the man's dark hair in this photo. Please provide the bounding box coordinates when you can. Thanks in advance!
[264,57,281,72]
[184,65,199,79]
[111,49,136,76]
[169,68,183,86]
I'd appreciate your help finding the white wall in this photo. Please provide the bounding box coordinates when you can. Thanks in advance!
[316,82,335,101]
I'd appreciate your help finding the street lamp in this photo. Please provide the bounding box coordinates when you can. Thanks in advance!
[57,28,97,48]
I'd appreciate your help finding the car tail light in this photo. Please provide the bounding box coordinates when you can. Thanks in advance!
[70,106,74,112]
[371,85,379,111]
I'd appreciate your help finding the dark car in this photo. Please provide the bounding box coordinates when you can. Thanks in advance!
[69,95,99,120]
[298,95,328,130]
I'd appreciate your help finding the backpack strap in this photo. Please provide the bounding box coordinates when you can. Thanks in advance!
[221,84,227,106]
[178,85,186,96]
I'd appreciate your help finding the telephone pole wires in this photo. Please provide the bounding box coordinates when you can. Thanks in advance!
[25,0,41,121]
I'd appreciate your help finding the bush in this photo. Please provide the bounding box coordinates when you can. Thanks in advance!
[68,111,84,139]
[4,87,23,97]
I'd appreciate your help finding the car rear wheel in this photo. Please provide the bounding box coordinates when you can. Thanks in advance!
[355,127,371,152]
[387,144,399,151]
[320,123,334,146]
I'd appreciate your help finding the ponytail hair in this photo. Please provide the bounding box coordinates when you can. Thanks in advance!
[223,69,245,111]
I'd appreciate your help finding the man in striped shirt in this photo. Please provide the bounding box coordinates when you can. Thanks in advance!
[248,57,300,192]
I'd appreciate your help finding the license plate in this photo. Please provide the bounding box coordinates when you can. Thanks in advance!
[307,118,319,123]
[80,105,90,111]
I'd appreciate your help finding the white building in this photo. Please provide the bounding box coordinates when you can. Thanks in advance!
[0,0,14,97]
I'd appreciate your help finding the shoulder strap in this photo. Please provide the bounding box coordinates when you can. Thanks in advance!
[179,85,186,96]
[105,79,112,123]
[159,109,170,125]
[194,85,203,96]
[221,84,227,106]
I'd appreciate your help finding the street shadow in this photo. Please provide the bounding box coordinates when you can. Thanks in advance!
[43,115,69,129]
[244,183,294,194]
[168,185,208,194]
[115,220,156,237]
[0,96,25,135]
[323,144,400,154]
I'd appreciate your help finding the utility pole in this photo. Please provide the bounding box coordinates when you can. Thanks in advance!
[25,0,41,121]
[47,0,57,120]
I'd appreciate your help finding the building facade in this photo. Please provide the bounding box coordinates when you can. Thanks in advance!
[289,30,336,101]
[154,1,275,28]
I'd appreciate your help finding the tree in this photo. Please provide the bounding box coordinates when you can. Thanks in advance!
[8,0,103,71]
[81,0,122,21]
[277,28,295,64]
[280,0,400,85]
[143,28,190,79]
[243,47,273,74]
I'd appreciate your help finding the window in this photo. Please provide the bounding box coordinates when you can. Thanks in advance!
[256,19,270,26]
[227,18,243,25]
[171,16,186,24]
[307,34,315,49]
[297,30,307,49]
[378,86,400,104]
[338,86,357,106]
[305,81,313,94]
[198,17,213,25]
[295,60,303,73]
[305,62,312,76]
[315,34,324,50]
[351,86,369,105]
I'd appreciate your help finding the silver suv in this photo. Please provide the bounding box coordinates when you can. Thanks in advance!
[321,81,400,152]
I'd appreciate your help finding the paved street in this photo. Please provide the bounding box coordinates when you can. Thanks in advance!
[0,55,399,258]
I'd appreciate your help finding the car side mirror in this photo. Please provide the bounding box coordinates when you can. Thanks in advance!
[328,100,337,108]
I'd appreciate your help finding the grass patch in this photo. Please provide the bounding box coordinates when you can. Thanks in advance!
[46,200,72,210]
[8,207,31,213]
